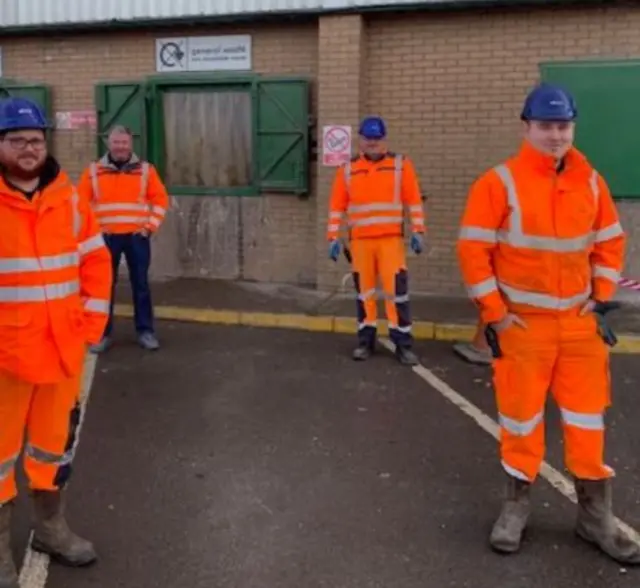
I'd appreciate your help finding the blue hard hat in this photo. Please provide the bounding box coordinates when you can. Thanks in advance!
[0,97,48,133]
[520,83,577,122]
[359,116,387,140]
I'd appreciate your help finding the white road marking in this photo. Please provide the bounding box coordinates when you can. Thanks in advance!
[379,337,640,546]
[19,352,99,588]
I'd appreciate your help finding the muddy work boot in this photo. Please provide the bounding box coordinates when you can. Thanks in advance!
[574,478,640,565]
[30,490,97,567]
[395,346,418,366]
[490,475,531,554]
[352,344,374,361]
[0,502,19,588]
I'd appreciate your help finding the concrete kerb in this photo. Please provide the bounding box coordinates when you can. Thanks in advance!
[112,304,640,354]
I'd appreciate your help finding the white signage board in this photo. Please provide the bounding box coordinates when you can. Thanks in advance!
[155,35,252,73]
[322,125,352,167]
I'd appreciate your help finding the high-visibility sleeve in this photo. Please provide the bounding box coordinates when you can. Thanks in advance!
[76,167,94,202]
[145,164,170,233]
[327,165,349,241]
[76,197,113,344]
[401,157,425,234]
[590,174,626,301]
[457,170,509,324]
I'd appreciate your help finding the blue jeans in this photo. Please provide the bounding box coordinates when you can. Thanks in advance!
[103,233,154,337]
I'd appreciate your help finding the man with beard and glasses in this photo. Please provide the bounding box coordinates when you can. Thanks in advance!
[78,125,169,353]
[0,97,112,587]
[326,116,426,366]
[457,83,639,564]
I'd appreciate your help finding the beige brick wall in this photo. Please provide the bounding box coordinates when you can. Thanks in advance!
[366,3,640,295]
[0,23,320,285]
[3,4,640,295]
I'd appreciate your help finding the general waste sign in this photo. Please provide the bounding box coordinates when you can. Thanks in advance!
[155,35,252,73]
[322,125,352,166]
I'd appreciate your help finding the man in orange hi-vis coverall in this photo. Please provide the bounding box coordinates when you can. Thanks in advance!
[327,116,425,366]
[0,97,112,587]
[77,125,169,353]
[457,83,639,564]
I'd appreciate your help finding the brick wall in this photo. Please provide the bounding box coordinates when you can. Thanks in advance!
[2,3,640,295]
[366,3,640,294]
[0,23,320,285]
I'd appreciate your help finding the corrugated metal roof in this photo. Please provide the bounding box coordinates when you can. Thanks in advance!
[0,0,520,28]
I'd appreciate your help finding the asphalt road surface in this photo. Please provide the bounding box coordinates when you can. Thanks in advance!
[11,321,640,588]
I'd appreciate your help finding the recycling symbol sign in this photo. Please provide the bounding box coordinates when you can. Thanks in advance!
[156,39,187,72]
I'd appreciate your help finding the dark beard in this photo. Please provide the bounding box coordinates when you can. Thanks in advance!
[2,162,43,181]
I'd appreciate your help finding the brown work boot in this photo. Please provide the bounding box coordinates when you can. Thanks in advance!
[574,478,640,565]
[30,490,97,567]
[489,475,531,553]
[0,502,19,588]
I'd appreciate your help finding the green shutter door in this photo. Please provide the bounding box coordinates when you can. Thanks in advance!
[0,83,52,119]
[95,82,147,159]
[255,78,310,194]
[540,59,640,199]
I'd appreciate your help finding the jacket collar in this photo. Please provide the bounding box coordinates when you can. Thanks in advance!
[98,152,141,171]
[516,139,589,176]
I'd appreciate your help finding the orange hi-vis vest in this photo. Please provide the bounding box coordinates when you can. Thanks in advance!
[0,160,112,384]
[327,152,425,241]
[77,154,169,235]
[457,141,625,324]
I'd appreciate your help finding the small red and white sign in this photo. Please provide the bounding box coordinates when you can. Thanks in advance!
[55,110,97,130]
[322,125,352,166]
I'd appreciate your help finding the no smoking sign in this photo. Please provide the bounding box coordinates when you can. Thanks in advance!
[322,125,352,167]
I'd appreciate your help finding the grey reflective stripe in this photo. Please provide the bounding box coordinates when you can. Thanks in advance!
[71,190,81,238]
[89,162,99,201]
[25,444,71,466]
[357,288,377,301]
[99,215,147,225]
[348,203,402,213]
[459,227,497,243]
[498,281,591,310]
[388,323,411,333]
[151,205,166,216]
[560,408,604,431]
[467,277,498,298]
[357,321,376,330]
[590,170,600,201]
[327,223,340,232]
[499,411,543,437]
[595,222,624,243]
[0,453,18,481]
[502,460,531,482]
[149,217,161,228]
[139,162,150,203]
[494,164,597,252]
[78,234,105,256]
[84,298,110,313]
[0,253,79,274]
[344,161,351,185]
[350,216,402,228]
[393,154,402,203]
[329,211,343,219]
[0,280,79,302]
[409,205,422,213]
[593,264,621,282]
[95,203,149,213]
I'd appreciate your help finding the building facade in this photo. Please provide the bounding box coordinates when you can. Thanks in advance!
[1,0,638,295]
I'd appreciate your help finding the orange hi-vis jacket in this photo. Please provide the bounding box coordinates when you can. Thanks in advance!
[457,140,625,324]
[327,152,425,241]
[77,154,169,235]
[0,158,112,384]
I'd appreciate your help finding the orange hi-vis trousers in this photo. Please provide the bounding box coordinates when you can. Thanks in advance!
[493,311,614,483]
[351,235,413,348]
[0,361,84,505]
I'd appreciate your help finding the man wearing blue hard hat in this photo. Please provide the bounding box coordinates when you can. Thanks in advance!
[457,83,637,564]
[326,116,426,365]
[0,97,112,586]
